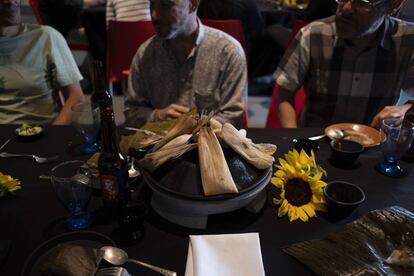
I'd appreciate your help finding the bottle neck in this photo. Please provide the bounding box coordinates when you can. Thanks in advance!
[92,61,107,93]
[100,110,120,154]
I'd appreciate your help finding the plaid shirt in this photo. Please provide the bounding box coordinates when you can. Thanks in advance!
[273,16,414,127]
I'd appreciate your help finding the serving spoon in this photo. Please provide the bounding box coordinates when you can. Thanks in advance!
[101,246,177,276]
[308,128,344,141]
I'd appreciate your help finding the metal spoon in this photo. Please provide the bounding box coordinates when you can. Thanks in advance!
[128,157,140,178]
[308,128,344,141]
[101,246,177,276]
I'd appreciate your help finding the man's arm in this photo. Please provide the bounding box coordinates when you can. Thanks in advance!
[105,0,114,28]
[272,25,311,128]
[52,82,85,125]
[371,103,413,129]
[277,86,298,128]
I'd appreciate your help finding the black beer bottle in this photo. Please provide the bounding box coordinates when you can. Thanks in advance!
[90,60,113,112]
[402,105,414,162]
[98,108,129,211]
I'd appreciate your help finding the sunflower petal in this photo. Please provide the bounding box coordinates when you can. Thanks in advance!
[278,200,289,217]
[302,204,316,218]
[296,207,309,222]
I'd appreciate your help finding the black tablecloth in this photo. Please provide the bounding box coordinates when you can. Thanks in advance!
[0,125,413,275]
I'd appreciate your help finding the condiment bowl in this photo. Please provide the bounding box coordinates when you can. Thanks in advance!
[330,139,364,167]
[324,181,365,218]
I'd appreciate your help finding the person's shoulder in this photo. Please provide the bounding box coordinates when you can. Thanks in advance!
[303,16,336,36]
[25,24,62,38]
[203,26,245,56]
[391,17,414,36]
[133,35,158,62]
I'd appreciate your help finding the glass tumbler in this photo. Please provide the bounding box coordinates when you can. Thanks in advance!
[376,118,414,177]
[52,160,92,230]
[71,102,100,154]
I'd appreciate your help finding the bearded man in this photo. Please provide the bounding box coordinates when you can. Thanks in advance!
[273,0,414,128]
[124,0,247,128]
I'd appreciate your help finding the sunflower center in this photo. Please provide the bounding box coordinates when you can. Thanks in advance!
[285,178,312,207]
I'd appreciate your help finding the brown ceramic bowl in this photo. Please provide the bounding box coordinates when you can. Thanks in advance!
[325,123,380,148]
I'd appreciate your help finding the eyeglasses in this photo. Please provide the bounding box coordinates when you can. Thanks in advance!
[336,0,387,12]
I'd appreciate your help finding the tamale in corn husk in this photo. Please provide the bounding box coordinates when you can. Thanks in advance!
[251,143,277,156]
[152,115,198,152]
[139,143,198,172]
[159,134,192,151]
[141,109,198,135]
[210,117,223,133]
[198,127,238,196]
[218,123,276,170]
[120,129,163,154]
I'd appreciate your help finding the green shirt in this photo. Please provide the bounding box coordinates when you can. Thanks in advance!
[0,24,82,124]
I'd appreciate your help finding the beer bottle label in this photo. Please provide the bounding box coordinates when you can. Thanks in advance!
[100,174,119,201]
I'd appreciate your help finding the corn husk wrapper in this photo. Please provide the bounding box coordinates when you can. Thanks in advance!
[159,134,192,151]
[142,109,198,135]
[152,115,198,152]
[210,118,223,133]
[218,123,276,170]
[198,127,238,196]
[120,129,163,154]
[251,143,277,156]
[139,143,198,172]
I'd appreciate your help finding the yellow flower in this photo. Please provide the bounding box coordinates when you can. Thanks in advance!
[279,149,327,177]
[271,149,327,222]
[0,172,21,195]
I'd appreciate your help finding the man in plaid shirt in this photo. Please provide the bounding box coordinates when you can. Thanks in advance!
[273,0,413,128]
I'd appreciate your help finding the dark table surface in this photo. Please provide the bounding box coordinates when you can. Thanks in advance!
[0,125,413,276]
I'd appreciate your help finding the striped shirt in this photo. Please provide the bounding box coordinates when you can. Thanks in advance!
[273,16,414,127]
[106,0,151,26]
[125,21,247,128]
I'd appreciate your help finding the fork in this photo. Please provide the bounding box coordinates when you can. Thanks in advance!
[0,152,59,164]
[95,267,131,276]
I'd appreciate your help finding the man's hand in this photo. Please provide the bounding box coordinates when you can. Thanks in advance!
[371,104,413,129]
[153,104,190,121]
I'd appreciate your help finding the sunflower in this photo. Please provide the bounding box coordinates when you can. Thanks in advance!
[271,149,327,222]
[0,172,21,196]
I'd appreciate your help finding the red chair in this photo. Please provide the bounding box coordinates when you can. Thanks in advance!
[28,0,88,51]
[266,19,308,128]
[28,0,43,24]
[106,20,155,84]
[201,19,248,127]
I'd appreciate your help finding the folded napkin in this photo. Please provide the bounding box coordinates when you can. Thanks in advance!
[185,233,265,276]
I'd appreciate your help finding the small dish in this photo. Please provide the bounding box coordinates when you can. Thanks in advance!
[324,181,365,218]
[21,231,116,276]
[293,138,320,155]
[15,124,44,142]
[325,123,380,147]
[330,140,364,168]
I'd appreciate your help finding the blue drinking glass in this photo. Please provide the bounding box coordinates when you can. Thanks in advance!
[71,102,100,154]
[51,161,92,230]
[376,118,414,177]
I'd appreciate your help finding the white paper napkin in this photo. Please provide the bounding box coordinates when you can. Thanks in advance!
[184,233,265,276]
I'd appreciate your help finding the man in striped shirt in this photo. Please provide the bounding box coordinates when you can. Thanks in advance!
[274,0,414,128]
[106,0,151,26]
